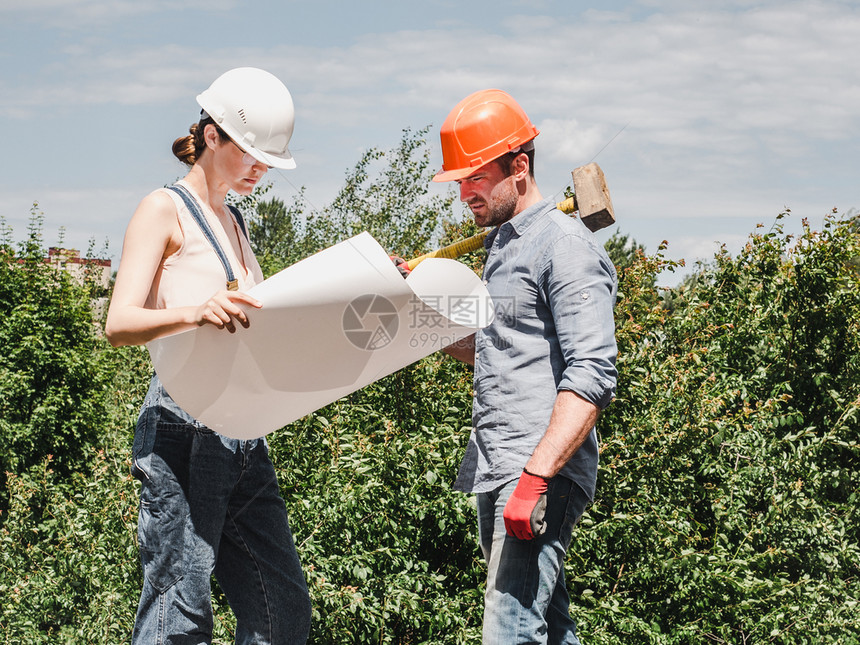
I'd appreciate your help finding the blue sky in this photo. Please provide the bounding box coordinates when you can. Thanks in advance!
[1,0,858,286]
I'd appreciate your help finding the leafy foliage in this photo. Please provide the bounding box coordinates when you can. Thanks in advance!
[580,211,860,643]
[0,205,112,507]
[603,230,649,276]
[246,193,309,277]
[0,134,857,644]
[246,126,455,277]
[271,356,485,643]
[0,449,139,643]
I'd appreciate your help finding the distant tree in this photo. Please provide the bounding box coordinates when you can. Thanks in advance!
[246,193,311,277]
[318,126,454,258]
[603,230,647,275]
[603,230,666,311]
[245,126,456,278]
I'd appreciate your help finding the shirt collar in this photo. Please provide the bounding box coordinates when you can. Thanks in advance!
[483,196,556,249]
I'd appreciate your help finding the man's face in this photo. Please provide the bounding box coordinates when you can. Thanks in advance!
[456,159,518,228]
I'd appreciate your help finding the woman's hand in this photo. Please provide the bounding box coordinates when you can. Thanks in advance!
[194,290,262,332]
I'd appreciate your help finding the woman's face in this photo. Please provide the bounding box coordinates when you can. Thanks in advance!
[220,137,270,195]
[205,124,270,195]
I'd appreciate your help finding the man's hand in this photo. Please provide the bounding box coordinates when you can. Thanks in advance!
[390,255,411,278]
[503,470,549,540]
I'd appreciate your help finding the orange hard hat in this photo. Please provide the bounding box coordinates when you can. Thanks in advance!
[433,89,539,182]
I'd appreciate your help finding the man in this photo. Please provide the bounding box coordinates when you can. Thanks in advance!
[436,89,618,644]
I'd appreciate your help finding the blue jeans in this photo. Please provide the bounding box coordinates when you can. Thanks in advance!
[130,375,311,644]
[477,476,590,645]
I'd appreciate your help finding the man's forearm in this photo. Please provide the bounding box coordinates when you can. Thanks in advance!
[525,389,600,479]
[442,333,476,366]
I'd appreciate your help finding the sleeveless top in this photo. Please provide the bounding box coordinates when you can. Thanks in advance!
[145,180,264,310]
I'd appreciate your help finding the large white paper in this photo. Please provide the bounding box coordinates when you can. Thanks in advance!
[147,232,493,439]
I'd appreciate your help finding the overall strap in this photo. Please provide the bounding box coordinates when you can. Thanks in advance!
[226,204,248,240]
[167,184,243,291]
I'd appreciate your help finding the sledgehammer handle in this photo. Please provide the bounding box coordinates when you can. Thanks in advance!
[405,232,488,270]
[405,198,578,271]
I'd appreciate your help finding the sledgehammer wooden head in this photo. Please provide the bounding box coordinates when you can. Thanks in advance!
[569,162,615,232]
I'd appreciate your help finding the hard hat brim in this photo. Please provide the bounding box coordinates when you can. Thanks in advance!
[245,146,296,170]
[432,165,482,183]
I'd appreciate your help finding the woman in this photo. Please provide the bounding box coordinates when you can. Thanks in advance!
[106,67,311,644]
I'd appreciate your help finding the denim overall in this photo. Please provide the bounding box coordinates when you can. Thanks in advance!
[130,186,311,644]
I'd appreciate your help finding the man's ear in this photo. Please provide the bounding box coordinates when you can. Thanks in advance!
[512,152,530,180]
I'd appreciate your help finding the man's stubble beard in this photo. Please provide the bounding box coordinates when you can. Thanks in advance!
[472,177,519,228]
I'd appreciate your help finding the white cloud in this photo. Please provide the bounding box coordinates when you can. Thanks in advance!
[8,2,859,141]
[0,0,234,27]
[1,0,857,272]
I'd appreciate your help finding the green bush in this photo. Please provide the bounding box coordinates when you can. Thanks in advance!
[0,449,139,643]
[271,356,485,643]
[1,141,858,644]
[577,212,860,643]
[0,207,113,508]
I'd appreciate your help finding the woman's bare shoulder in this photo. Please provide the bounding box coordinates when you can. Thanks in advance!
[121,187,183,254]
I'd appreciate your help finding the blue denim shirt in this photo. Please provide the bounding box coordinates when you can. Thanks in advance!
[453,197,618,498]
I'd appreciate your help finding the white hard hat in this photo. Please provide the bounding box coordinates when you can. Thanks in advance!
[197,67,296,169]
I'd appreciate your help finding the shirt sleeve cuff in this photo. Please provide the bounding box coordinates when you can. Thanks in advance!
[557,369,616,410]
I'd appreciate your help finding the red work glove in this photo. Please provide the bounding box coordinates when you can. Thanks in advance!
[503,469,549,540]
[389,255,411,278]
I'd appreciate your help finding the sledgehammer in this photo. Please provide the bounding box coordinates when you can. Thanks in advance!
[405,162,615,271]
